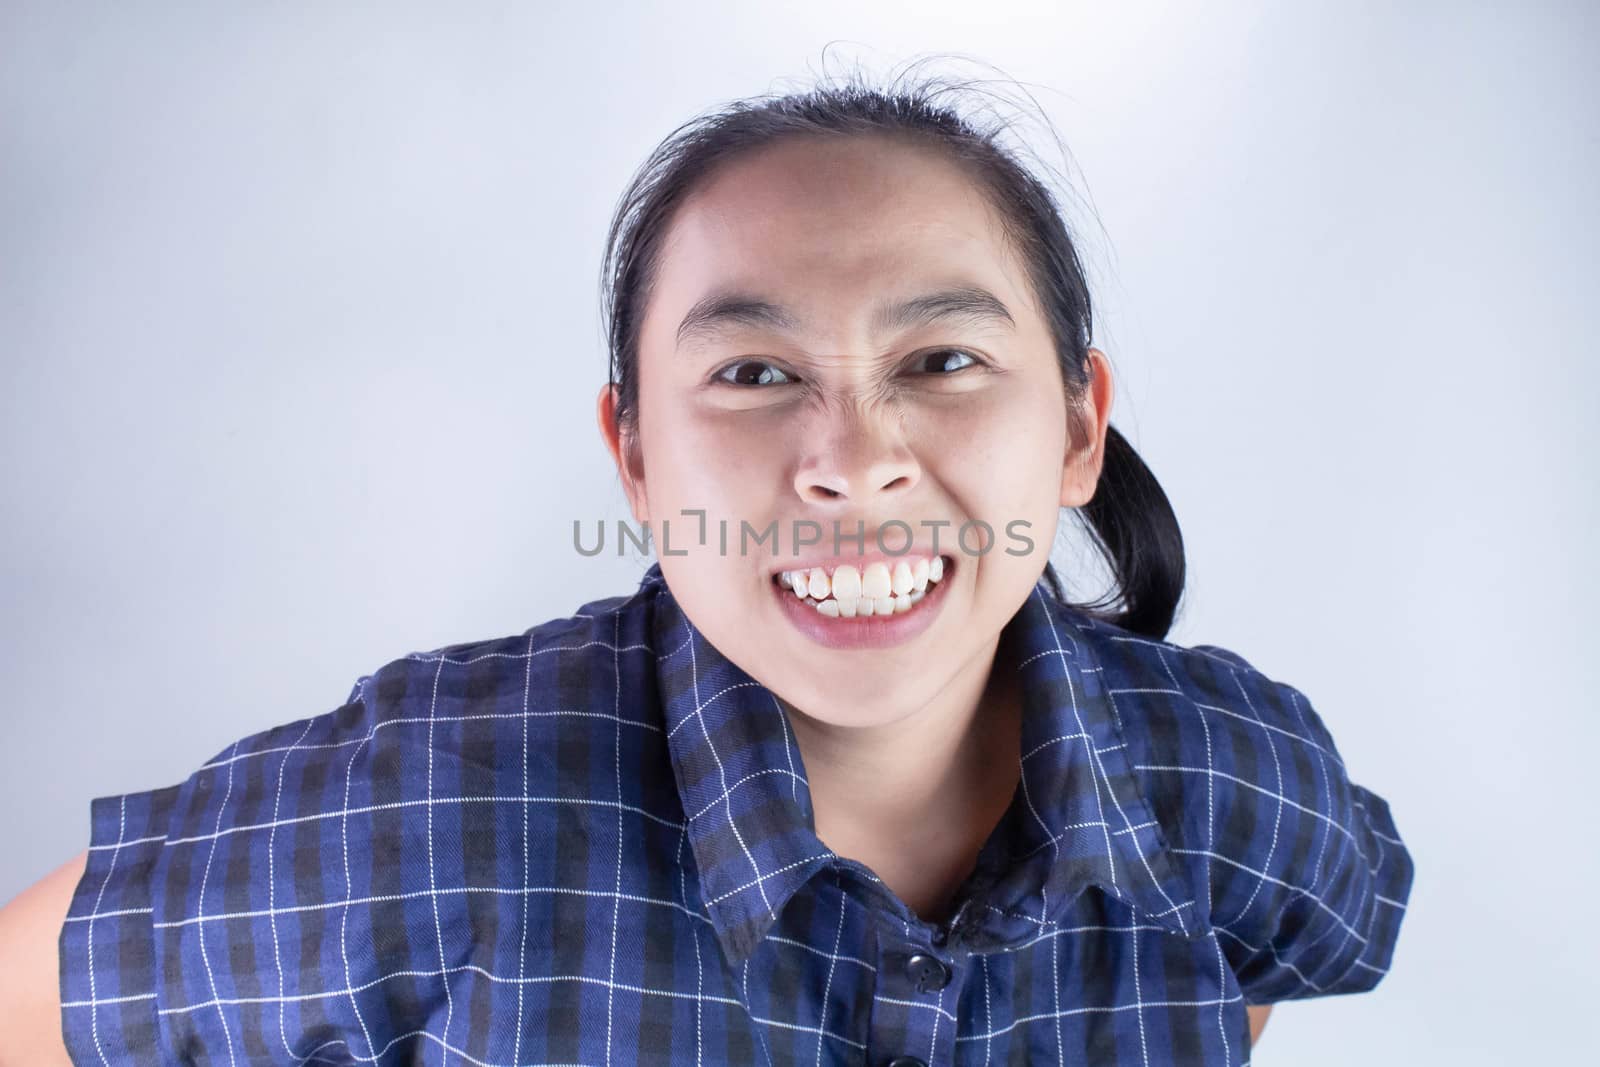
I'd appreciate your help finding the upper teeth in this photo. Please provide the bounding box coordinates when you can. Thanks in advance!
[776,556,947,617]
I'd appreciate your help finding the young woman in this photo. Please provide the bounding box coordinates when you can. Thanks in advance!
[8,71,1413,1065]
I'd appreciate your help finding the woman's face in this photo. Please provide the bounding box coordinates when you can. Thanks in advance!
[599,134,1111,728]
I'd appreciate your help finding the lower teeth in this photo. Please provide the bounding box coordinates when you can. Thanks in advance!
[775,556,949,618]
[808,589,926,618]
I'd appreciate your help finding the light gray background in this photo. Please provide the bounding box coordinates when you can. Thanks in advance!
[4,2,1594,1062]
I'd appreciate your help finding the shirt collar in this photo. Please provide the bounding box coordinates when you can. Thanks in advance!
[643,562,1208,965]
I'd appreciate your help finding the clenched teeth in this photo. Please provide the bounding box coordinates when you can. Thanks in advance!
[775,556,948,618]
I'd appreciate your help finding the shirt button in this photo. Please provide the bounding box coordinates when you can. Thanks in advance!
[885,1058,927,1067]
[904,952,952,993]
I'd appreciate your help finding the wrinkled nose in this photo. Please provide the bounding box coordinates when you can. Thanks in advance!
[792,402,921,506]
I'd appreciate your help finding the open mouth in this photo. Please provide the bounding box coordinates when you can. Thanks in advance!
[769,553,955,619]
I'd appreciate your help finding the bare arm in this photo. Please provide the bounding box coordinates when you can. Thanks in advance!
[1247,1003,1274,1047]
[0,850,89,1067]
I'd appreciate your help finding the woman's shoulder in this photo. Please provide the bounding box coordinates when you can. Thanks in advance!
[1062,606,1373,850]
[1064,609,1416,1000]
[59,574,674,1060]
[342,568,667,733]
[133,570,667,833]
[1062,607,1343,762]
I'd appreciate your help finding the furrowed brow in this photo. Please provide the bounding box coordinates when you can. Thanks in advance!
[870,285,1017,336]
[675,284,1016,351]
[675,294,799,351]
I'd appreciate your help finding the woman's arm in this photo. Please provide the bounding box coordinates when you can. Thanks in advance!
[0,849,88,1067]
[1248,1003,1274,1047]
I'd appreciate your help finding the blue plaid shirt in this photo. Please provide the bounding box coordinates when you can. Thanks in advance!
[60,562,1413,1065]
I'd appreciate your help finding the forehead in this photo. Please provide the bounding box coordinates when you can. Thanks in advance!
[645,135,1034,343]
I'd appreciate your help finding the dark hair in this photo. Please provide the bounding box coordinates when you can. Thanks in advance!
[598,56,1186,639]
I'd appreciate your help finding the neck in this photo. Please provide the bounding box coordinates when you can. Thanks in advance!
[779,628,1023,867]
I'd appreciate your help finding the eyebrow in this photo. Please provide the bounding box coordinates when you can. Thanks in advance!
[674,284,1017,351]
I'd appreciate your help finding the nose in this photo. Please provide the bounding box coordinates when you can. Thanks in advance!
[792,401,921,505]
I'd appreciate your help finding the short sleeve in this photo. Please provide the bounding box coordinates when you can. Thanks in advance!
[58,784,183,1059]
[1184,644,1416,1004]
[58,680,374,1063]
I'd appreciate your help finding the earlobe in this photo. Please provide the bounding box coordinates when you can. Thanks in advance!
[1058,414,1085,508]
[595,383,649,522]
[1058,443,1095,509]
[596,383,622,463]
[1059,348,1113,508]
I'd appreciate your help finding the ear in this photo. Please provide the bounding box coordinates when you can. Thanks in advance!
[1060,347,1114,508]
[595,382,650,524]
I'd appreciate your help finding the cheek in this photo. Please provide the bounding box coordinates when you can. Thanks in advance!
[920,381,1067,517]
[638,399,789,521]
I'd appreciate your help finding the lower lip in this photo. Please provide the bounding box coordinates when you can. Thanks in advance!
[771,558,955,651]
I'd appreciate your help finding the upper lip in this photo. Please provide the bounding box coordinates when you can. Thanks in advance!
[769,548,953,578]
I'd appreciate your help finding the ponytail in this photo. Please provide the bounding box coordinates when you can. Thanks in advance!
[1044,425,1186,640]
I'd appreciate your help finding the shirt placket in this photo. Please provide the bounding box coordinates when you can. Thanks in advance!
[860,894,980,1067]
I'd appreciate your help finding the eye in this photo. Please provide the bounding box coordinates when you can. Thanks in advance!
[914,348,981,374]
[714,359,796,387]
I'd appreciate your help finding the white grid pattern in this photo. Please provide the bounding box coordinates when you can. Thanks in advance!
[56,567,1411,1064]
